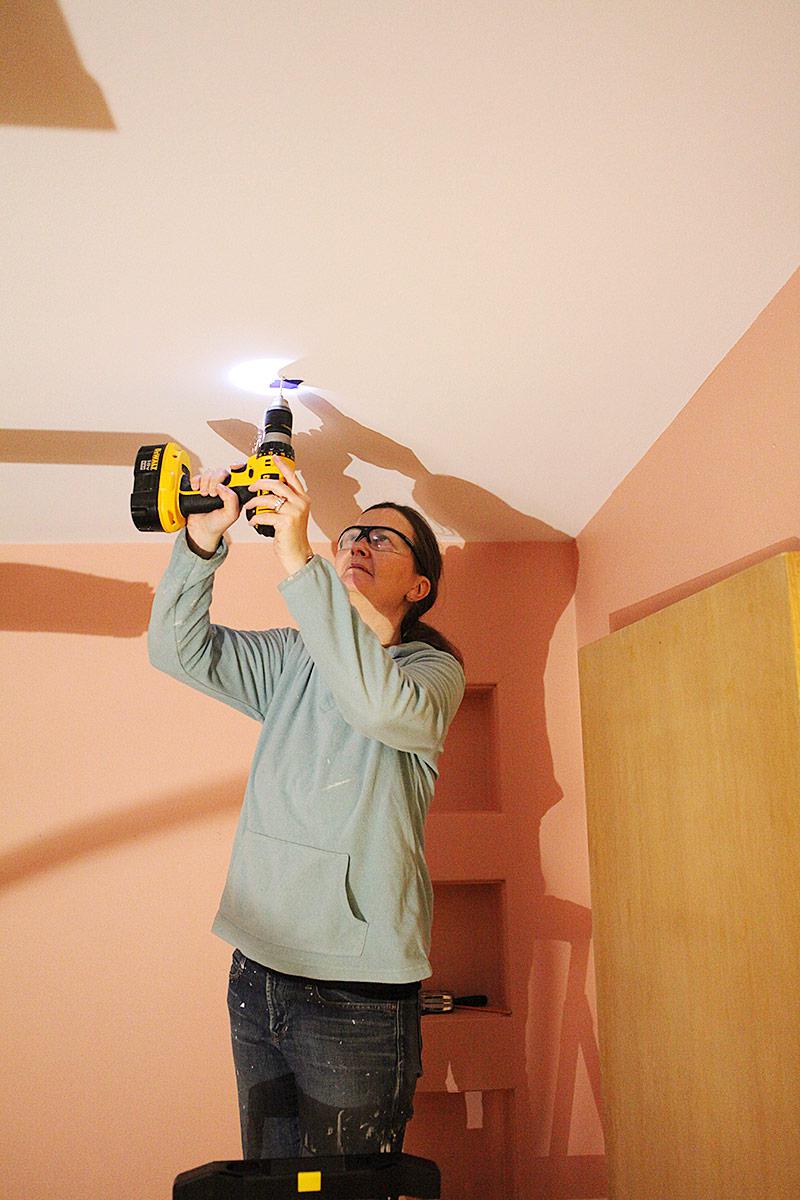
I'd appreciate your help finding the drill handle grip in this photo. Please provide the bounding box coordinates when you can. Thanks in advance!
[176,472,250,516]
[177,471,278,538]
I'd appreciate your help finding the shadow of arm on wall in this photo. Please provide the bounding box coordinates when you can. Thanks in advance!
[210,393,574,545]
[0,563,153,635]
[1,0,115,129]
[0,774,248,888]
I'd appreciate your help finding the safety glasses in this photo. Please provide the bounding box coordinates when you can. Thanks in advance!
[336,525,421,568]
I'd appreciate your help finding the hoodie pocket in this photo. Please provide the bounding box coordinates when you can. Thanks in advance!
[226,829,369,959]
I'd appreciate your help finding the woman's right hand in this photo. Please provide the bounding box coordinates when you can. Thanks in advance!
[185,463,246,553]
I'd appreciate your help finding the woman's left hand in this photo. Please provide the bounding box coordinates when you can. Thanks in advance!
[243,458,314,577]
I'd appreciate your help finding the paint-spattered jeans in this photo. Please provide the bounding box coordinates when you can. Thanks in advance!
[227,949,423,1175]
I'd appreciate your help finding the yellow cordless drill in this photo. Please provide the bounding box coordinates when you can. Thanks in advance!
[130,387,297,538]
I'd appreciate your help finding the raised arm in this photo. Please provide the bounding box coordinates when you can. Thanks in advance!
[148,529,290,721]
[278,554,465,758]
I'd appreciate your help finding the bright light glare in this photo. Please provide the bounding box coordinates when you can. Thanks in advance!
[227,358,303,396]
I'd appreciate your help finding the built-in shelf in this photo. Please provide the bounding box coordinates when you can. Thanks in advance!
[432,685,500,812]
[425,811,509,880]
[410,677,516,1197]
[428,880,508,1009]
[418,1009,516,1092]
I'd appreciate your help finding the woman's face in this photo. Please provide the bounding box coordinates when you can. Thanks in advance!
[334,507,431,614]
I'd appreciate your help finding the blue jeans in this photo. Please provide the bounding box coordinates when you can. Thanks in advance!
[227,950,423,1166]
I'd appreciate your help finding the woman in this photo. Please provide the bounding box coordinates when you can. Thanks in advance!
[148,457,465,1166]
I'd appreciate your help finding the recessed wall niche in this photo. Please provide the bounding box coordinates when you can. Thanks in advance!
[432,685,499,812]
[428,881,508,1010]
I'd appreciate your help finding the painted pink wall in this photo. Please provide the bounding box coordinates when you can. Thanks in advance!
[0,532,603,1199]
[575,268,800,649]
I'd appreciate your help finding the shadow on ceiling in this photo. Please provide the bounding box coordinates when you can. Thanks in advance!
[210,392,573,545]
[1,0,115,130]
[0,429,193,467]
[1,401,572,635]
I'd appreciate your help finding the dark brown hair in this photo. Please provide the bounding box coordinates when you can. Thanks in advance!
[362,502,464,669]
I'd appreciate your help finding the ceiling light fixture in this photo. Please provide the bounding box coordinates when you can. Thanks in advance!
[227,358,305,396]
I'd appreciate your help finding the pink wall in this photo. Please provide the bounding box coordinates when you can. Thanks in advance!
[0,532,603,1199]
[575,268,800,649]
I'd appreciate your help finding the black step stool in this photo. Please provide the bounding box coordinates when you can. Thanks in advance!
[173,1152,440,1198]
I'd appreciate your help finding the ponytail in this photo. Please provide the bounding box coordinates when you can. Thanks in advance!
[363,501,465,670]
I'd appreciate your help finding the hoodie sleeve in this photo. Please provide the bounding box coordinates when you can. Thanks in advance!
[147,529,290,722]
[277,553,465,758]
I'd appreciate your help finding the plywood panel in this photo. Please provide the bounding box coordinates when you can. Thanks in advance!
[578,552,800,1200]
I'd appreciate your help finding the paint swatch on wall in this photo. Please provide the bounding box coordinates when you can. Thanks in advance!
[0,563,152,635]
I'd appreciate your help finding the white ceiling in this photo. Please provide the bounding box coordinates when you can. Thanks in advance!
[1,1,798,544]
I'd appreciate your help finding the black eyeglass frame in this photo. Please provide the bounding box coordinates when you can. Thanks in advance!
[336,524,422,569]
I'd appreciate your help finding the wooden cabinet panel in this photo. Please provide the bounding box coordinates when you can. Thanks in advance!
[578,552,800,1200]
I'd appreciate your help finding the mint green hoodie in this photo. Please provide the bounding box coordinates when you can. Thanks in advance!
[148,530,465,983]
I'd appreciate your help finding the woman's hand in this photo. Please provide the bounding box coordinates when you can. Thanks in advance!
[243,458,314,577]
[186,463,246,553]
